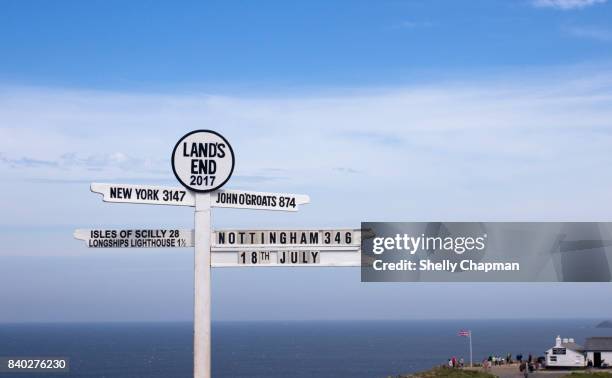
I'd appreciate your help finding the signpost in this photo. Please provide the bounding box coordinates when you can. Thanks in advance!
[75,129,360,378]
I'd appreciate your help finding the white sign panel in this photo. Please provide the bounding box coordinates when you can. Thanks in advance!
[213,229,360,248]
[91,183,309,212]
[172,130,235,192]
[211,249,361,267]
[210,229,361,267]
[211,189,309,212]
[91,183,195,206]
[74,229,194,248]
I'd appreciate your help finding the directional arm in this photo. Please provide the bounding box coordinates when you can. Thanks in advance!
[90,183,195,206]
[90,182,310,211]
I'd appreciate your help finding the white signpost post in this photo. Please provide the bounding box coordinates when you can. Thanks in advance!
[75,129,361,378]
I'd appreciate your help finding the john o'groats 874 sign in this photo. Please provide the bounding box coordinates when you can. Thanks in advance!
[171,130,235,193]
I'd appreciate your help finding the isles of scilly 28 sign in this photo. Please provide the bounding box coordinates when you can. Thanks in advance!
[171,130,235,193]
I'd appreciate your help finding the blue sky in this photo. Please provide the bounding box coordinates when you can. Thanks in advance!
[1,0,612,89]
[2,0,612,322]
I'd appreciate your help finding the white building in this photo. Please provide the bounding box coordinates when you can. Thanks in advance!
[545,336,585,368]
[585,337,612,368]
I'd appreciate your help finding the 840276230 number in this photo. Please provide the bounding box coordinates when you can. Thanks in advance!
[1,357,69,373]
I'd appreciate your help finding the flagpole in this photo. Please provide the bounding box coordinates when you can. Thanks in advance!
[469,331,473,368]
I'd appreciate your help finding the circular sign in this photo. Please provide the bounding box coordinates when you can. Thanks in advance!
[171,130,235,193]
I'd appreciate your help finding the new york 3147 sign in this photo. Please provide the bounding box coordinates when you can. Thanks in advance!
[171,130,235,192]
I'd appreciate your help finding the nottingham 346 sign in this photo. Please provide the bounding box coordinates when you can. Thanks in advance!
[74,129,360,378]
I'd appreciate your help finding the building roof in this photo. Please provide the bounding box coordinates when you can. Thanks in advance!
[562,342,584,352]
[585,337,612,351]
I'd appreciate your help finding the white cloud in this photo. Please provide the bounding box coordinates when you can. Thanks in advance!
[2,66,612,232]
[3,69,612,322]
[533,0,607,9]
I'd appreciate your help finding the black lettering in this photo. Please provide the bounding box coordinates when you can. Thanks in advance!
[183,142,228,158]
[311,251,319,263]
[110,187,132,199]
[191,159,217,175]
[310,233,319,244]
[217,143,226,158]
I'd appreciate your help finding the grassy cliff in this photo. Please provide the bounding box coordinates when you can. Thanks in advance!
[395,367,496,378]
[563,373,612,378]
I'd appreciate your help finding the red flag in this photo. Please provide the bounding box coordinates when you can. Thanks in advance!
[458,330,470,337]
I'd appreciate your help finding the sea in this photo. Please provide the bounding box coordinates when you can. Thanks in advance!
[1,319,611,378]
